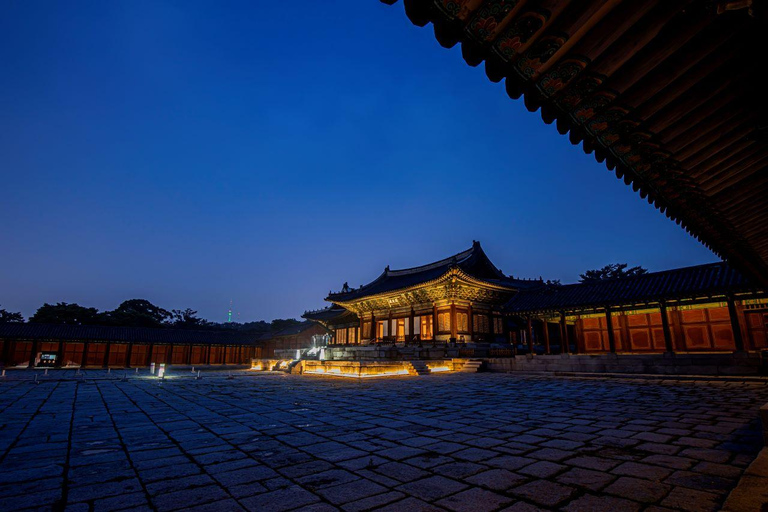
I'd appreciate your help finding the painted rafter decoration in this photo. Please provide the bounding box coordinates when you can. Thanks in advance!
[329,267,518,314]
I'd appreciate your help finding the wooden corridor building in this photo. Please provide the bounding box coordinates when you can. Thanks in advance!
[0,324,261,369]
[308,243,768,356]
[506,262,768,354]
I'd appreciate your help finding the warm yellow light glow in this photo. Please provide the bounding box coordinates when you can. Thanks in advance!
[303,368,410,378]
[428,366,450,373]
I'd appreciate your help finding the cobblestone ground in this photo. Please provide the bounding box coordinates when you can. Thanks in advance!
[0,370,767,512]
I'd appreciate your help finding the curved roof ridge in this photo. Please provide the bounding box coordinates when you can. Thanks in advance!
[386,243,477,276]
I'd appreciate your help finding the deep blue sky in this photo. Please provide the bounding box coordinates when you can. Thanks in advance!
[0,1,717,322]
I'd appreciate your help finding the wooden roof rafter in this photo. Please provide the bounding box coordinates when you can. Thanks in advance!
[380,0,768,285]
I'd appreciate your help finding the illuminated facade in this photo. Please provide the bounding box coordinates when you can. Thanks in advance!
[306,242,768,355]
[305,241,541,344]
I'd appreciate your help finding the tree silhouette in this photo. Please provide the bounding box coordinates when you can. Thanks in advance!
[29,303,100,325]
[0,305,24,323]
[580,263,648,283]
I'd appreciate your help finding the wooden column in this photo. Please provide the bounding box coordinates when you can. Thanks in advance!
[560,311,570,354]
[572,318,581,354]
[81,342,90,368]
[206,344,212,365]
[145,343,154,367]
[55,342,65,368]
[371,313,376,341]
[618,311,630,353]
[467,305,474,341]
[526,317,534,354]
[726,295,746,352]
[541,318,551,354]
[359,315,364,343]
[186,344,193,365]
[1,338,10,367]
[605,307,616,353]
[27,339,39,369]
[125,342,133,368]
[450,304,457,340]
[660,302,674,353]
[166,344,173,365]
[408,308,415,343]
[432,305,438,341]
[102,343,111,368]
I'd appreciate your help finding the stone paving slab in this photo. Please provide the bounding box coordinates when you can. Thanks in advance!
[0,370,767,511]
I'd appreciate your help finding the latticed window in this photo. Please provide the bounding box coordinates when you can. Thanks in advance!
[457,312,468,333]
[493,317,503,334]
[438,312,451,332]
[336,329,347,344]
[473,314,490,333]
[362,322,371,339]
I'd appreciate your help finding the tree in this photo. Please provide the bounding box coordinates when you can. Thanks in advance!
[101,299,170,328]
[0,305,24,323]
[270,318,303,332]
[29,302,100,325]
[579,263,648,283]
[169,308,208,329]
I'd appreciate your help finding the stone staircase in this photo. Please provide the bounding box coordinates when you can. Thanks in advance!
[460,359,484,373]
[409,360,431,375]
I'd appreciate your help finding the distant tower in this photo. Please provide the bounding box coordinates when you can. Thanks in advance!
[227,300,233,323]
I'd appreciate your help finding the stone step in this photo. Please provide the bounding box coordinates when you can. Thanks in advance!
[460,360,484,373]
[409,361,431,375]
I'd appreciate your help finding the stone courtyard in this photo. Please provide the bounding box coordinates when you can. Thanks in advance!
[0,371,766,512]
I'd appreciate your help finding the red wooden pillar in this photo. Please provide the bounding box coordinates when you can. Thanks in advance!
[81,342,90,368]
[145,343,154,367]
[526,317,534,354]
[1,338,10,367]
[27,339,39,369]
[359,315,365,343]
[165,344,173,365]
[660,302,674,354]
[541,318,551,354]
[604,307,616,354]
[206,344,212,365]
[727,295,746,352]
[408,308,415,343]
[371,313,376,341]
[450,304,457,340]
[432,306,438,341]
[102,343,111,368]
[560,311,570,354]
[186,344,193,365]
[125,342,133,368]
[467,305,474,341]
[55,342,65,368]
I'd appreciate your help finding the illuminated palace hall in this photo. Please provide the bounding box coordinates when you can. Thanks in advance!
[299,242,768,371]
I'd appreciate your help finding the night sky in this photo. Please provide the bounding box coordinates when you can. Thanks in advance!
[0,1,717,323]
